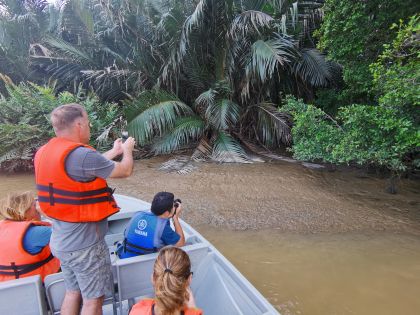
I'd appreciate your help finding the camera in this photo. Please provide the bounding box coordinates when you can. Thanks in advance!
[173,198,182,217]
[174,198,182,208]
[121,131,129,143]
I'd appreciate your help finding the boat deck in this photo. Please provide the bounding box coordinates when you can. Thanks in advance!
[0,194,279,315]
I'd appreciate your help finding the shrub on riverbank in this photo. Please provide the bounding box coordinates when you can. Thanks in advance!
[284,97,418,190]
[0,78,119,172]
[284,15,420,191]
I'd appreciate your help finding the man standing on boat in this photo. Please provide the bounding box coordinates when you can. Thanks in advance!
[34,103,135,315]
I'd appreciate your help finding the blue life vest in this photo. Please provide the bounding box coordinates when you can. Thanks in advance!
[118,211,168,259]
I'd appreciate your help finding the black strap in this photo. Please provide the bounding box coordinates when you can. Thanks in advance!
[124,239,157,255]
[48,183,54,206]
[37,184,113,198]
[11,262,19,279]
[38,195,113,205]
[0,253,55,278]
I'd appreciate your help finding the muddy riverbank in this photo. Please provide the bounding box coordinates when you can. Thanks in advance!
[107,157,420,235]
[1,156,419,234]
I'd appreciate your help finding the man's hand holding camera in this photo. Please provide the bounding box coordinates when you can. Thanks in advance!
[171,198,185,247]
[173,199,182,219]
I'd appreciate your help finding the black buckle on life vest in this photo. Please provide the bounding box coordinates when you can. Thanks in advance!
[107,187,116,203]
[11,262,19,279]
[48,183,55,206]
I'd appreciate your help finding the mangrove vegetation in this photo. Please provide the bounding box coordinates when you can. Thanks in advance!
[0,0,419,190]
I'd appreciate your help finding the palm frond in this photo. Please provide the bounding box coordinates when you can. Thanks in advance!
[292,48,333,87]
[229,10,274,40]
[125,90,194,145]
[158,155,198,175]
[194,88,217,111]
[206,98,241,130]
[152,116,205,154]
[235,132,297,162]
[191,136,212,161]
[42,36,93,64]
[246,36,296,83]
[211,131,250,163]
[250,102,292,146]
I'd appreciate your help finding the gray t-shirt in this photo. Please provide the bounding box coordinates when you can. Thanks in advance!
[50,147,115,253]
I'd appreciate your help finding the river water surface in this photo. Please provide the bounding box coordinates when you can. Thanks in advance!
[1,158,420,315]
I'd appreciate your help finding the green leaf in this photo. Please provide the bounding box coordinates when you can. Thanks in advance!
[152,116,205,154]
[125,90,194,145]
[211,131,250,163]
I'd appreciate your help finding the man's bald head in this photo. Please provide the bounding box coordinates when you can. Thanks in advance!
[50,103,87,134]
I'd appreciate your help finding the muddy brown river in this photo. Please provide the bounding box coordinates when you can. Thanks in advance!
[1,157,420,315]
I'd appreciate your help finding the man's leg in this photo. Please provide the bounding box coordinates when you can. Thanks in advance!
[81,296,105,315]
[61,290,82,315]
[52,250,83,315]
[75,240,113,315]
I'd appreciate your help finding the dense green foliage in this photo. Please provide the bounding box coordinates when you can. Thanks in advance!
[0,0,419,187]
[1,0,337,163]
[285,98,418,173]
[284,14,420,179]
[0,78,118,172]
[0,0,53,94]
[370,15,420,113]
[317,0,419,104]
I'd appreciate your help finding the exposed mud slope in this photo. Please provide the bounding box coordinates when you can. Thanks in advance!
[108,156,420,234]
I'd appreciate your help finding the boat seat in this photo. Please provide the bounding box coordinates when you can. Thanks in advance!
[44,271,117,315]
[105,232,124,249]
[0,275,47,315]
[115,242,210,315]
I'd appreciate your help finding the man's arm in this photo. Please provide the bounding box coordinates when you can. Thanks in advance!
[108,137,135,178]
[102,138,123,160]
[173,205,185,247]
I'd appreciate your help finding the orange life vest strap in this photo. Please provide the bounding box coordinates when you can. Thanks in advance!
[0,253,55,279]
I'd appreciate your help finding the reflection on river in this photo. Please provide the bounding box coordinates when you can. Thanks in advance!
[1,171,420,315]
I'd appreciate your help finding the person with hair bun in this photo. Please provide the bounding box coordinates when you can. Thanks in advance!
[0,191,60,282]
[130,247,202,315]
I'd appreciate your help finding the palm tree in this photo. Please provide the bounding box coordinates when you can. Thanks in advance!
[28,0,337,162]
[125,0,336,162]
[0,0,50,92]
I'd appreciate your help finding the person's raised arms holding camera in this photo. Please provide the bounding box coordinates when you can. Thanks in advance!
[117,192,186,259]
[171,198,185,247]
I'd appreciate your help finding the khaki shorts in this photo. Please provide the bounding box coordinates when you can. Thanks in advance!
[52,239,113,300]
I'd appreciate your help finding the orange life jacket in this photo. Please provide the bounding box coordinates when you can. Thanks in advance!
[0,220,60,282]
[129,299,203,315]
[34,137,119,223]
